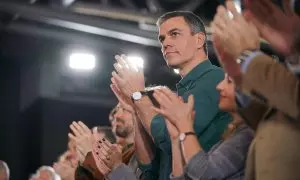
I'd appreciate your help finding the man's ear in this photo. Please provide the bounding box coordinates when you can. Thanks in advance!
[195,32,206,49]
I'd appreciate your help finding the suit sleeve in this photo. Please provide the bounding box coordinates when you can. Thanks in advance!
[241,53,300,119]
[236,98,269,131]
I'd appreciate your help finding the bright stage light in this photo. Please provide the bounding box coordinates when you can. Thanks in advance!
[173,69,180,74]
[69,53,96,71]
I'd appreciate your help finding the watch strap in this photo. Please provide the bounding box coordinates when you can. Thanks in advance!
[180,132,196,142]
[184,132,196,136]
[131,91,147,102]
[140,91,148,96]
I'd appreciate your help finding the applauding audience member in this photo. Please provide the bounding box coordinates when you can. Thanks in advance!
[72,101,138,180]
[110,11,231,178]
[211,1,300,180]
[211,0,300,118]
[68,121,103,180]
[151,74,253,180]
[92,137,137,180]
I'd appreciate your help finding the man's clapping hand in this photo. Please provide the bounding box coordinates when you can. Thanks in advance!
[68,121,93,164]
[92,138,123,176]
[111,54,145,99]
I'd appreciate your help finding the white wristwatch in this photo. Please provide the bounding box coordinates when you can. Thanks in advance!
[179,132,196,142]
[131,91,147,102]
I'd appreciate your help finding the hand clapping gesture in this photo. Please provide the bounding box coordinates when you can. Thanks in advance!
[212,1,260,60]
[245,0,300,55]
[111,54,145,99]
[68,121,93,164]
[92,137,123,176]
[152,88,195,134]
[110,83,135,115]
[211,0,260,85]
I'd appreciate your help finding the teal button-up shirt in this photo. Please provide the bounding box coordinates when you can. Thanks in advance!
[139,60,231,180]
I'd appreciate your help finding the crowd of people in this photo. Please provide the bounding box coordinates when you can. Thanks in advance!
[1,0,300,179]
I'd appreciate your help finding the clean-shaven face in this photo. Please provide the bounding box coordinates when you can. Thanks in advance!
[158,16,199,68]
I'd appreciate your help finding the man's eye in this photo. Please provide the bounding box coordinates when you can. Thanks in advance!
[171,32,179,37]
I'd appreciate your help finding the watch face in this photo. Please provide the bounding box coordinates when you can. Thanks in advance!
[179,133,185,141]
[132,92,142,100]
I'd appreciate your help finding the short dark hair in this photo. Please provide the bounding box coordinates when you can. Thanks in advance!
[157,11,207,54]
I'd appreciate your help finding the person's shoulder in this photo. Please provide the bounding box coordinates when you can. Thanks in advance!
[196,65,224,82]
[192,66,224,91]
[231,125,255,145]
[239,125,255,138]
[208,65,225,77]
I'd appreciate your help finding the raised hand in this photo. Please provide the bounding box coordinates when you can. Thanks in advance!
[92,138,123,176]
[152,87,195,133]
[111,54,145,98]
[245,0,300,55]
[212,1,260,60]
[211,1,261,86]
[110,83,134,114]
[68,121,93,164]
[210,4,241,80]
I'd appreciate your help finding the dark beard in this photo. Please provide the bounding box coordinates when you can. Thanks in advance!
[115,126,130,138]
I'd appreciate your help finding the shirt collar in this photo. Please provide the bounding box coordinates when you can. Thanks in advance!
[176,60,212,89]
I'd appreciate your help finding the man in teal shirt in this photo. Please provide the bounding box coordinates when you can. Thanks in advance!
[111,11,231,180]
[148,62,230,180]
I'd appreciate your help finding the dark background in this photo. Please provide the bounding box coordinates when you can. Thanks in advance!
[0,0,280,179]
